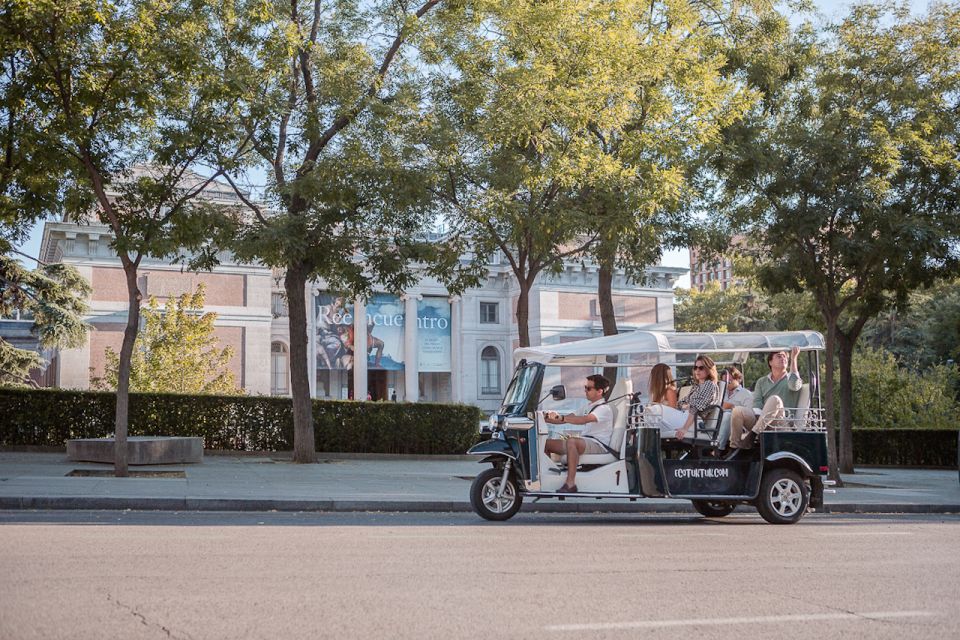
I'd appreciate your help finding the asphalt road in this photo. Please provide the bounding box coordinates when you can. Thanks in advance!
[1,511,958,640]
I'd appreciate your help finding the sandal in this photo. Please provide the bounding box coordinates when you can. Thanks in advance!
[557,483,578,493]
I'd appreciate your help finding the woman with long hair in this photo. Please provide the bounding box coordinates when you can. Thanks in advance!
[648,363,678,408]
[645,355,721,439]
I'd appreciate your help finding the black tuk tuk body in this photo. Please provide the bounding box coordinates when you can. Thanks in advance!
[468,344,831,525]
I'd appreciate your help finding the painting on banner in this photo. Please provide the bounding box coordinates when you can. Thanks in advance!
[315,293,406,370]
[365,293,405,370]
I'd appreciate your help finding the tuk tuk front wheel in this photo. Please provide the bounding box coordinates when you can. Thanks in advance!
[691,500,736,518]
[470,467,522,521]
[757,468,809,525]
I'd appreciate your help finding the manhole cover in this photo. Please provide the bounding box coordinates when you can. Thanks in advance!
[67,470,186,478]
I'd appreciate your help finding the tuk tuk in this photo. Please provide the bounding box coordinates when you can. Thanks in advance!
[467,331,832,524]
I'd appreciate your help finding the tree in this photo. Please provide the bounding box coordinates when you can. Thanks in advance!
[861,278,960,370]
[0,255,90,386]
[584,0,782,339]
[212,0,471,462]
[91,284,239,394]
[431,0,651,346]
[675,284,765,333]
[847,345,959,431]
[2,0,241,475]
[712,2,960,476]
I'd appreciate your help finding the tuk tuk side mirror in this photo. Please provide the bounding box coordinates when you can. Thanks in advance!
[550,385,566,401]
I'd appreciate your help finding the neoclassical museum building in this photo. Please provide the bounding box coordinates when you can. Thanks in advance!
[25,178,685,414]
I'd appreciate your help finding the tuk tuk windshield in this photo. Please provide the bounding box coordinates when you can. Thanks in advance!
[500,363,540,414]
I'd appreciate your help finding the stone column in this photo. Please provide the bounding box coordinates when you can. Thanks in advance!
[353,298,368,401]
[403,293,421,402]
[450,295,462,403]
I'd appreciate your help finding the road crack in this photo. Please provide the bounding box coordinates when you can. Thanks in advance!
[785,593,936,628]
[106,593,193,640]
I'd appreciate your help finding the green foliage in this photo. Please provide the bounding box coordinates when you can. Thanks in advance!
[845,346,960,431]
[91,284,240,395]
[215,0,471,296]
[581,1,780,288]
[2,0,251,462]
[710,3,960,472]
[1,0,239,257]
[209,0,478,460]
[674,283,821,333]
[675,284,764,333]
[0,388,481,455]
[431,0,740,342]
[0,255,91,386]
[861,279,960,370]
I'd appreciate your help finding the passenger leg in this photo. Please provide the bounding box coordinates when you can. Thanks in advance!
[752,396,785,434]
[729,407,757,449]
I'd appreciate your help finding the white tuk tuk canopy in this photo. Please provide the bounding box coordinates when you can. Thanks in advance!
[513,331,825,367]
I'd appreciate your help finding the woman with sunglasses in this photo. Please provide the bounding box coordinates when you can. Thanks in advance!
[645,355,721,439]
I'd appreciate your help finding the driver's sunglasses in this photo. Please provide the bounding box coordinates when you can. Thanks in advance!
[584,385,596,391]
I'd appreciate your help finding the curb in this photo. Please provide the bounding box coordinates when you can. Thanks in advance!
[821,503,960,515]
[1,496,958,515]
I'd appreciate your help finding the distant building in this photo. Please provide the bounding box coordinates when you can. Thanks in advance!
[20,173,687,413]
[688,236,746,292]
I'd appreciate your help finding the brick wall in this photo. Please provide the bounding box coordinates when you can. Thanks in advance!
[88,323,126,380]
[91,267,246,306]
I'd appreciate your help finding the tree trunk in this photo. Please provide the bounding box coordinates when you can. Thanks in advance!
[837,333,856,474]
[285,262,316,463]
[821,319,843,486]
[598,259,619,389]
[516,282,531,348]
[114,262,142,478]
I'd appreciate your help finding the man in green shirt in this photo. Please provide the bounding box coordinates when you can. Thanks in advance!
[728,346,802,450]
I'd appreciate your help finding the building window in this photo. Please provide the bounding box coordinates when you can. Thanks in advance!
[480,301,499,324]
[271,342,288,395]
[590,299,626,319]
[480,346,501,395]
[272,293,288,318]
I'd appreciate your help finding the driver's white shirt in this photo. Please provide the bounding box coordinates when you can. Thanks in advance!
[578,399,614,446]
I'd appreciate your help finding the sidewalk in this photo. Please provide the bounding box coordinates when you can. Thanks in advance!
[0,451,957,514]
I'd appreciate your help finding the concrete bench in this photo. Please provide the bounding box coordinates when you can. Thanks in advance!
[66,436,203,465]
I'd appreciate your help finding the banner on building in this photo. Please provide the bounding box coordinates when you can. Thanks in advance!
[365,293,405,370]
[417,296,451,372]
[315,293,405,370]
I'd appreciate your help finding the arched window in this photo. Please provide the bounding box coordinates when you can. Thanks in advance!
[480,346,501,395]
[271,342,289,395]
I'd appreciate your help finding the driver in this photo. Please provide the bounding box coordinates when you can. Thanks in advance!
[543,374,613,494]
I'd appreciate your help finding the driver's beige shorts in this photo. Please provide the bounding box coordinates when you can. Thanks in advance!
[581,439,607,455]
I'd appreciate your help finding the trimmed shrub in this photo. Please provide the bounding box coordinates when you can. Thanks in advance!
[853,429,958,467]
[0,388,481,455]
[848,347,960,430]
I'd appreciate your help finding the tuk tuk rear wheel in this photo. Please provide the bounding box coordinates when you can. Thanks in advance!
[470,467,522,521]
[691,500,736,518]
[757,468,809,525]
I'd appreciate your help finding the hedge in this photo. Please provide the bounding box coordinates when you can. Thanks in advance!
[0,388,481,455]
[853,429,959,467]
[2,388,955,465]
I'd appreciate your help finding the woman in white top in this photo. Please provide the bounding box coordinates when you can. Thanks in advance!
[646,355,721,439]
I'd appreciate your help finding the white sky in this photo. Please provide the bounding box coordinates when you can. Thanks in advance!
[14,0,936,290]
